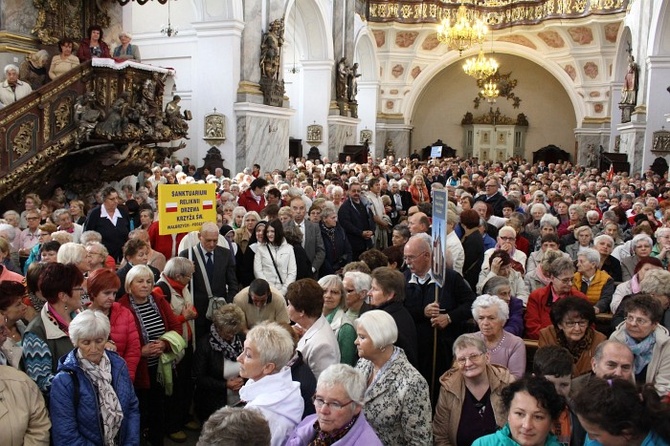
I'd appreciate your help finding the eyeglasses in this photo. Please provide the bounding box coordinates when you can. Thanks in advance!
[403,251,428,262]
[625,315,651,326]
[456,352,485,365]
[312,395,354,411]
[499,236,515,242]
[485,184,498,188]
[554,276,573,284]
[38,233,50,237]
[562,320,589,328]
[26,217,39,221]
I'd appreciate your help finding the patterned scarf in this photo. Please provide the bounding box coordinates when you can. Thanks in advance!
[77,350,124,446]
[29,292,45,312]
[557,328,594,364]
[209,324,243,362]
[624,330,656,375]
[128,293,161,344]
[308,413,359,446]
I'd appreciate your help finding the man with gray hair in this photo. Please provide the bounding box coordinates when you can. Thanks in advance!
[179,222,238,338]
[0,63,33,106]
[403,232,475,403]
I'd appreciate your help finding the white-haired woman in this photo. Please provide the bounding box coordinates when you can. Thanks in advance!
[343,271,372,320]
[318,275,357,366]
[57,242,91,274]
[472,294,526,379]
[620,234,654,282]
[234,211,261,255]
[51,310,140,445]
[574,248,615,314]
[525,202,547,243]
[354,310,432,446]
[0,63,32,106]
[652,226,670,268]
[433,334,515,446]
[565,226,594,261]
[286,364,383,445]
[113,31,141,61]
[238,322,304,446]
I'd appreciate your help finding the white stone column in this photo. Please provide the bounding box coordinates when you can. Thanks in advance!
[192,19,244,175]
[641,55,670,174]
[290,60,334,158]
[356,80,379,156]
[234,102,296,173]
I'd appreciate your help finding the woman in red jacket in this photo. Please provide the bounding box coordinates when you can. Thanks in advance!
[87,268,141,382]
[408,174,430,204]
[119,264,183,446]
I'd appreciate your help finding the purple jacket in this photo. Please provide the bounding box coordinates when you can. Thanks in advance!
[504,296,524,337]
[285,412,383,446]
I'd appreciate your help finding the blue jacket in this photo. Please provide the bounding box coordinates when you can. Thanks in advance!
[472,424,561,446]
[50,349,140,446]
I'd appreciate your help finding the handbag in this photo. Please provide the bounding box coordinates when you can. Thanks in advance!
[192,247,227,320]
[266,245,284,285]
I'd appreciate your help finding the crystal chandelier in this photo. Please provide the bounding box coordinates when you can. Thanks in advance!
[481,80,499,102]
[463,48,498,79]
[436,4,488,55]
[161,0,178,37]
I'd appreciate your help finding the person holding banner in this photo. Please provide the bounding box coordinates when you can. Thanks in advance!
[403,233,476,404]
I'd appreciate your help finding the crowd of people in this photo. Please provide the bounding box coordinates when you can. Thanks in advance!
[1,26,140,109]
[1,153,670,445]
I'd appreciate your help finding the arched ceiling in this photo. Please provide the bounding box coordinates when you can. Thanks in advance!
[368,11,625,124]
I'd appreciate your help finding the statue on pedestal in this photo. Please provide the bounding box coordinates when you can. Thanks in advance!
[259,18,286,106]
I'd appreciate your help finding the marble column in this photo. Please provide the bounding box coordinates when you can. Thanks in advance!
[331,0,354,101]
[238,0,264,103]
[375,122,413,161]
[356,80,379,158]
[617,110,647,175]
[234,102,296,173]
[294,60,334,159]
[327,115,360,161]
[641,55,670,175]
[574,120,611,167]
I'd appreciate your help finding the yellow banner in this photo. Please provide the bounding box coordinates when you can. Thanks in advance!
[157,183,217,235]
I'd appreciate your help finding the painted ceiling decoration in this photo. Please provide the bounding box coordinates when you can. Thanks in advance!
[367,0,628,29]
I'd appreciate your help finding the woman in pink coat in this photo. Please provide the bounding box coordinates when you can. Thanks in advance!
[87,268,141,382]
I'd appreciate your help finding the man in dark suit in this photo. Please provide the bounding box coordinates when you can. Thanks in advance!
[179,222,238,338]
[338,182,375,261]
[289,196,325,276]
[475,177,507,217]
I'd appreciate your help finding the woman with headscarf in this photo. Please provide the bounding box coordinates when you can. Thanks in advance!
[19,50,49,89]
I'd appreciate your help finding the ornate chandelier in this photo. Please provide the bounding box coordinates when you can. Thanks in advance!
[463,48,498,79]
[481,80,500,102]
[436,5,488,55]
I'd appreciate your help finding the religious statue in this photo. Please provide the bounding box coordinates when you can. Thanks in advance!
[165,95,190,136]
[74,91,104,146]
[619,57,638,106]
[96,92,131,139]
[347,62,361,103]
[260,19,284,81]
[336,57,349,101]
[585,144,599,169]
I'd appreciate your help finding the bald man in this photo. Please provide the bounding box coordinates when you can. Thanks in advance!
[179,222,238,337]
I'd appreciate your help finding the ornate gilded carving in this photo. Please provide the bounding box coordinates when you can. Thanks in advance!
[32,0,111,45]
[474,71,521,108]
[54,97,73,132]
[12,122,34,158]
[43,102,51,143]
[367,0,627,29]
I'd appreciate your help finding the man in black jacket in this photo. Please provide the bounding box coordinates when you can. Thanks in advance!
[403,233,476,405]
[337,182,375,260]
[475,177,507,217]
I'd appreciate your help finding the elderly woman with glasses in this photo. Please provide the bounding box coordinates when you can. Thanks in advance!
[525,257,589,340]
[50,310,140,445]
[610,294,670,395]
[574,248,615,314]
[480,226,527,279]
[472,294,526,379]
[355,310,432,445]
[538,296,607,377]
[343,271,372,320]
[433,334,515,446]
[286,363,383,445]
[620,234,654,282]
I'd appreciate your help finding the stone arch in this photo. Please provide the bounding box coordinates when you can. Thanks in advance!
[284,0,332,62]
[354,17,378,83]
[404,42,587,127]
[649,0,670,54]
